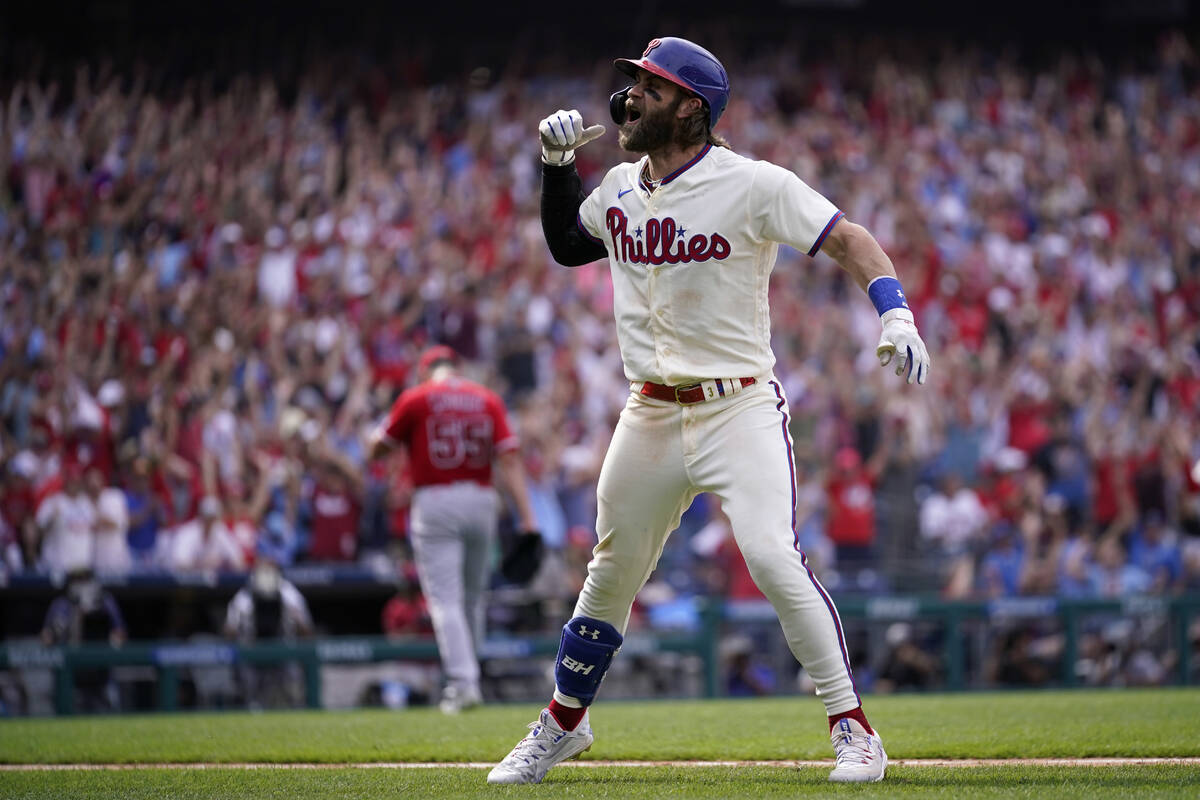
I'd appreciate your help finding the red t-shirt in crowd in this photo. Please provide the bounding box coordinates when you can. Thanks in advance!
[979,471,1022,522]
[945,297,988,352]
[1007,400,1053,456]
[377,376,517,488]
[0,484,36,531]
[307,484,361,560]
[826,472,877,546]
[1092,456,1131,526]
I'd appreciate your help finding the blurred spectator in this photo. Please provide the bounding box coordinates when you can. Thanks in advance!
[986,626,1060,687]
[123,458,163,569]
[1057,526,1095,598]
[224,560,314,641]
[358,461,398,561]
[794,461,834,576]
[223,559,314,708]
[1087,535,1152,598]
[825,446,886,573]
[875,623,940,693]
[0,507,22,574]
[919,471,988,596]
[920,472,988,556]
[87,467,130,577]
[691,503,764,601]
[40,569,127,711]
[721,635,777,697]
[1128,512,1184,594]
[1032,410,1090,527]
[979,522,1024,598]
[168,495,247,573]
[33,463,94,575]
[0,453,39,568]
[976,450,1028,525]
[1076,618,1173,687]
[382,564,433,637]
[301,448,364,562]
[152,454,203,532]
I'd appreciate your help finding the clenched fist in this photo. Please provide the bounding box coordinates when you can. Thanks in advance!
[539,109,606,165]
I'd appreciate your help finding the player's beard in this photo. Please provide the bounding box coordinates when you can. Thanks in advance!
[618,96,683,153]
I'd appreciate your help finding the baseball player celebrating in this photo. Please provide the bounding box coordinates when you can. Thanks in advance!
[368,345,540,714]
[488,37,929,785]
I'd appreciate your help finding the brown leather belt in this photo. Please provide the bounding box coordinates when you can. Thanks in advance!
[638,377,757,405]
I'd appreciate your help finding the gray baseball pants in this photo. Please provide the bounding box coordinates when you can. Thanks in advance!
[410,482,499,694]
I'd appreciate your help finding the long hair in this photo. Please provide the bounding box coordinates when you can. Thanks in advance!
[674,98,730,150]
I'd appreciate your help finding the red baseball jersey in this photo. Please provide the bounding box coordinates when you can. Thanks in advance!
[377,377,518,488]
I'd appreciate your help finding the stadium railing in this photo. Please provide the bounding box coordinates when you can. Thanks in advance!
[727,594,1200,692]
[0,610,724,715]
[2,594,1196,714]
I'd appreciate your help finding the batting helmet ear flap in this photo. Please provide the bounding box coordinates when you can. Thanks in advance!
[609,86,632,125]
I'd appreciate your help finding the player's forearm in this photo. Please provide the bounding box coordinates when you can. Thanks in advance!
[366,431,392,461]
[823,218,929,383]
[541,164,607,266]
[821,220,897,292]
[496,450,538,531]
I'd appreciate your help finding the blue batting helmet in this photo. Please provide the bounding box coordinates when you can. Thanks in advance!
[612,37,730,130]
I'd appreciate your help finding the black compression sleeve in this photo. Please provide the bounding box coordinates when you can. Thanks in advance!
[541,162,608,266]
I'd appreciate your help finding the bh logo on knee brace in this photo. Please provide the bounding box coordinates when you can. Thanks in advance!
[560,656,595,674]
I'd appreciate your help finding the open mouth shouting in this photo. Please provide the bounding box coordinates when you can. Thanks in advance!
[617,97,673,152]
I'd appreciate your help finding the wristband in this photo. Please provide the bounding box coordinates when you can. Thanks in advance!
[867,276,910,316]
[542,148,575,166]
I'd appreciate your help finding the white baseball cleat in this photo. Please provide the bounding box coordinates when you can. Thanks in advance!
[438,684,483,715]
[486,708,593,784]
[828,717,887,783]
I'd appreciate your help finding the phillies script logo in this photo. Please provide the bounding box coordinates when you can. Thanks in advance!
[605,207,731,265]
[643,39,662,57]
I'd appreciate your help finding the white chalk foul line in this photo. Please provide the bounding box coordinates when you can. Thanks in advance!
[2,757,1199,771]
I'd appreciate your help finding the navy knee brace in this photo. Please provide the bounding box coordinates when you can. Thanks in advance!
[554,616,622,706]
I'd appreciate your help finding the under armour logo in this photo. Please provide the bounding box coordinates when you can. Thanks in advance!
[643,39,662,58]
[578,625,600,640]
[897,290,905,298]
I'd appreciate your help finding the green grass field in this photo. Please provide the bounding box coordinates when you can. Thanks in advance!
[1,688,1198,798]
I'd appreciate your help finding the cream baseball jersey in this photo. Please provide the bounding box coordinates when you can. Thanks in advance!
[577,143,843,385]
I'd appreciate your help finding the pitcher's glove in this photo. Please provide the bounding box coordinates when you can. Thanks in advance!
[500,531,544,585]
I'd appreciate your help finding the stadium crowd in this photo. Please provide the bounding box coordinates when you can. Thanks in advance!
[1,30,1199,635]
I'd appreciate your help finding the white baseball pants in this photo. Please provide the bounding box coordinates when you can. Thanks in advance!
[410,482,499,694]
[574,377,862,715]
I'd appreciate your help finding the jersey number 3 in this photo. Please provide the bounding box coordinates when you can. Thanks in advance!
[426,415,494,469]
